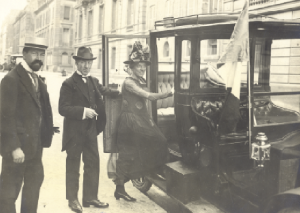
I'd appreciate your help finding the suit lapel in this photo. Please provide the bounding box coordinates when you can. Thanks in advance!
[90,77,103,99]
[72,72,90,102]
[38,77,48,102]
[16,64,40,107]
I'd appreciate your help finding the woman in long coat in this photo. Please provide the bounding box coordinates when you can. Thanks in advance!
[114,41,173,201]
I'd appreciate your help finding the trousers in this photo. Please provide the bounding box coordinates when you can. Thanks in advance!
[65,131,100,201]
[0,150,44,213]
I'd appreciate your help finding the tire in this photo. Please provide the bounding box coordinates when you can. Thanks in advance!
[132,177,152,193]
[277,206,300,213]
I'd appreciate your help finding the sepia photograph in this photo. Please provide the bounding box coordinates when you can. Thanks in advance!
[0,0,300,212]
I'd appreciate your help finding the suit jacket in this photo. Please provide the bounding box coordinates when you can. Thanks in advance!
[0,64,54,159]
[59,72,118,151]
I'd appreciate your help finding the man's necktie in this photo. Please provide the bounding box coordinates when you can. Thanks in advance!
[28,72,39,92]
[82,76,87,83]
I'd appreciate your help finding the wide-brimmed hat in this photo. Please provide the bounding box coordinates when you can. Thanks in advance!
[73,46,97,60]
[124,41,150,65]
[20,37,48,50]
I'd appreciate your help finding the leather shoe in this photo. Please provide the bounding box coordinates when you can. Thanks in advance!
[114,191,136,202]
[68,199,82,213]
[82,199,109,208]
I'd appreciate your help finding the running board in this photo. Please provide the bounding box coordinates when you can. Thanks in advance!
[146,161,224,213]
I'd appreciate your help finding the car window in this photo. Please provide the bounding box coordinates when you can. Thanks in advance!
[179,39,190,90]
[198,39,246,89]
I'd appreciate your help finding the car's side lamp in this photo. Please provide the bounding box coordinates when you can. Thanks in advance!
[251,132,271,167]
[189,126,198,134]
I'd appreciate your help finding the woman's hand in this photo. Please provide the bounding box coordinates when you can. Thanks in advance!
[164,91,173,98]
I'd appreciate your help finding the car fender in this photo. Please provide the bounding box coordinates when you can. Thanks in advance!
[262,188,300,213]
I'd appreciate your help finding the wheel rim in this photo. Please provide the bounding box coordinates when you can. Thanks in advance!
[132,177,147,187]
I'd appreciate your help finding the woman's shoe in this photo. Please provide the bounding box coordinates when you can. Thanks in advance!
[114,191,137,202]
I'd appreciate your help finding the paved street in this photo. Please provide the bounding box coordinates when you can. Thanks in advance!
[0,71,167,213]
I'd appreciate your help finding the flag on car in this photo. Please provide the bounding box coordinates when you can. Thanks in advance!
[218,0,249,134]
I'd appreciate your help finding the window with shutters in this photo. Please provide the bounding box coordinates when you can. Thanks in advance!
[88,10,93,37]
[111,47,116,69]
[49,29,52,47]
[64,6,71,20]
[149,5,155,30]
[181,0,187,16]
[208,0,219,13]
[98,49,102,69]
[127,45,132,57]
[63,28,70,46]
[112,0,117,31]
[79,15,83,38]
[127,0,134,26]
[165,0,171,17]
[47,52,52,65]
[62,52,68,65]
[207,39,217,55]
[99,4,104,33]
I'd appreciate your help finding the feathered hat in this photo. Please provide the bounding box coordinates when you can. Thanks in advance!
[123,41,150,65]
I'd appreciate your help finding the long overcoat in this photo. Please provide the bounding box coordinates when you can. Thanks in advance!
[59,72,115,151]
[0,64,54,159]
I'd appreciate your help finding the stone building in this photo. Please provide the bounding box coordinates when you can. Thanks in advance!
[35,0,76,72]
[73,0,223,79]
[222,0,300,87]
[74,0,147,78]
[0,10,20,63]
[13,1,37,55]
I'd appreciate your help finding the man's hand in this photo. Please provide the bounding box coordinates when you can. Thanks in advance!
[12,148,25,163]
[85,108,98,119]
[53,126,60,134]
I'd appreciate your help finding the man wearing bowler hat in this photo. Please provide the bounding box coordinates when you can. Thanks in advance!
[0,37,58,213]
[59,46,119,212]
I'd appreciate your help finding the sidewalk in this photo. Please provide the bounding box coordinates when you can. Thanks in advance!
[0,71,166,213]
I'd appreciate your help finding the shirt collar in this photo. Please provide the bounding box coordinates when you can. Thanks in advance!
[20,59,33,73]
[76,70,90,77]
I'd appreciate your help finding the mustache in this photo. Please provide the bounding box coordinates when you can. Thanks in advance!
[29,59,43,71]
[30,59,43,66]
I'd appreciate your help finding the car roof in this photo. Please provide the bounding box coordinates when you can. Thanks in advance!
[151,15,300,38]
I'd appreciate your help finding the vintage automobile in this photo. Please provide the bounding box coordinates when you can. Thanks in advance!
[102,14,300,213]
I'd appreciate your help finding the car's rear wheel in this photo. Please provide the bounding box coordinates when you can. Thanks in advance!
[132,177,152,193]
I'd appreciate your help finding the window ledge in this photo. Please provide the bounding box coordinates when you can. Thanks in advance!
[159,57,172,62]
[126,25,134,32]
[203,55,219,61]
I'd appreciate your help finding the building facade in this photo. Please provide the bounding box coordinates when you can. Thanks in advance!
[13,1,37,55]
[222,0,300,87]
[0,10,20,63]
[34,0,76,72]
[73,0,223,79]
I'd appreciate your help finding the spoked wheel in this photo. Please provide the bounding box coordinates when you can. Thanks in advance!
[132,177,152,193]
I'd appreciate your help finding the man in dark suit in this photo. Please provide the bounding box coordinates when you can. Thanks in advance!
[0,37,58,213]
[59,46,119,213]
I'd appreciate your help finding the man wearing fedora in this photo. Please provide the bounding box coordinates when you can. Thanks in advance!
[0,37,58,213]
[59,46,119,212]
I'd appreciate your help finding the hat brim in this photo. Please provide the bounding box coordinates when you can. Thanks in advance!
[73,56,97,60]
[20,45,48,50]
[123,60,151,65]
